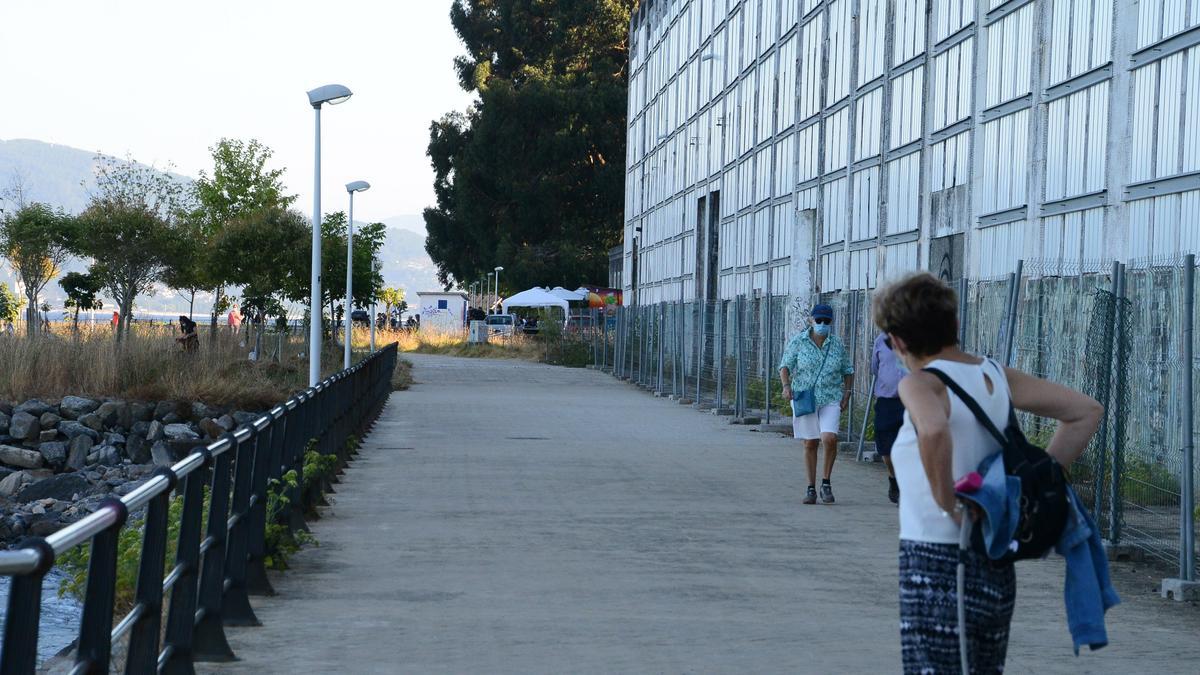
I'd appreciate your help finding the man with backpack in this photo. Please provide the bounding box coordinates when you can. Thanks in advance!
[871,272,1104,673]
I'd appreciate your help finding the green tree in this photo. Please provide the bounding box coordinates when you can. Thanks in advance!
[0,283,25,326]
[0,203,77,336]
[424,0,633,292]
[77,156,185,340]
[215,207,310,323]
[160,212,209,319]
[378,286,406,321]
[192,138,294,336]
[59,271,104,330]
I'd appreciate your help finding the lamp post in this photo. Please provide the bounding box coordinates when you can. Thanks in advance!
[487,273,495,314]
[306,83,353,387]
[343,180,371,369]
[494,266,504,313]
[370,257,381,353]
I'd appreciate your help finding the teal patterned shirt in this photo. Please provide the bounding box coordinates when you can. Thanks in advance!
[778,330,855,406]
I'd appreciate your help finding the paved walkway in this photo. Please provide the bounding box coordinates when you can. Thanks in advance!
[206,354,1200,674]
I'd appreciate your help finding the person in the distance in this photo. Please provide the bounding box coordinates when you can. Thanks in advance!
[779,303,854,505]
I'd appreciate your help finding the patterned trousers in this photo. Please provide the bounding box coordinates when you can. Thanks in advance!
[899,540,1016,674]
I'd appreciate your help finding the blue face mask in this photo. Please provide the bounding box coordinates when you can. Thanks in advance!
[812,323,831,336]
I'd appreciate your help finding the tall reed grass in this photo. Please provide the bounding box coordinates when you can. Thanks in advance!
[0,324,362,410]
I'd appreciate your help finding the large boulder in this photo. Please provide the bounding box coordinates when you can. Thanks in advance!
[58,421,101,442]
[87,445,121,467]
[163,424,199,441]
[125,434,151,464]
[162,413,182,425]
[15,473,90,503]
[9,412,40,443]
[0,445,44,470]
[39,412,62,431]
[14,400,54,418]
[103,432,126,447]
[231,411,258,427]
[79,413,105,433]
[38,430,58,443]
[153,401,177,421]
[190,402,213,421]
[0,470,30,497]
[59,396,101,420]
[38,442,67,470]
[146,421,165,442]
[130,402,154,423]
[216,414,236,432]
[96,401,130,429]
[199,418,225,439]
[150,441,173,467]
[66,436,93,472]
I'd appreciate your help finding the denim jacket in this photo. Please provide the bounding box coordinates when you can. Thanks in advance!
[958,455,1119,654]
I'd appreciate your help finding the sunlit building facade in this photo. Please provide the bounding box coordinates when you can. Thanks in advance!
[623,0,1200,304]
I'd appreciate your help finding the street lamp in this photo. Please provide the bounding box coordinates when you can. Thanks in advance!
[370,257,381,353]
[487,272,495,314]
[343,180,371,369]
[306,83,353,387]
[494,266,504,312]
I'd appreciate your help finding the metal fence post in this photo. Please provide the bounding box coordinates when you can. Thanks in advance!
[221,427,262,627]
[734,296,745,418]
[765,292,774,425]
[958,277,969,349]
[191,438,236,662]
[847,292,859,440]
[696,302,704,406]
[1003,259,1024,366]
[1092,262,1121,523]
[125,471,175,672]
[716,302,725,412]
[657,302,666,393]
[161,451,210,673]
[1110,264,1128,544]
[1181,254,1196,582]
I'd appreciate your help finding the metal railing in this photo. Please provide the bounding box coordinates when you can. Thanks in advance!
[0,343,397,674]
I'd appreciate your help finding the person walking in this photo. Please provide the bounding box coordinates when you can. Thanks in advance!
[778,303,854,504]
[228,303,243,335]
[873,272,1102,673]
[871,333,906,504]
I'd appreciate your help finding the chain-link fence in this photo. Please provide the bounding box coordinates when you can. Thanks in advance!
[591,255,1198,582]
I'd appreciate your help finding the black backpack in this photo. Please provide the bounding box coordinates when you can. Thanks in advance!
[924,366,1071,562]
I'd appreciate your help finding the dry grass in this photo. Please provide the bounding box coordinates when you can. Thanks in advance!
[391,327,545,361]
[0,324,391,410]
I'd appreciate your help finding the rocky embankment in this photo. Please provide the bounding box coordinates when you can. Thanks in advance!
[0,396,263,545]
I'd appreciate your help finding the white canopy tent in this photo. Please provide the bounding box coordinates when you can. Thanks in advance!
[501,287,570,317]
[548,286,587,302]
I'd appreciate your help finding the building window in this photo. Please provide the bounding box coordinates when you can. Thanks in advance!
[437,300,448,310]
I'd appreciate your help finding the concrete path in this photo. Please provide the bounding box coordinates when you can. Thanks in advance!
[205,354,1200,674]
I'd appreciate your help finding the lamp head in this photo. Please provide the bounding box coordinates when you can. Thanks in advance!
[346,180,371,193]
[495,266,504,272]
[307,84,353,108]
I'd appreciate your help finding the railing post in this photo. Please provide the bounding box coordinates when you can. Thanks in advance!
[1,539,52,674]
[735,295,745,418]
[161,448,211,674]
[125,469,176,674]
[1002,259,1024,366]
[221,426,261,626]
[696,301,704,406]
[1093,262,1121,524]
[765,292,774,425]
[73,498,129,673]
[191,436,236,662]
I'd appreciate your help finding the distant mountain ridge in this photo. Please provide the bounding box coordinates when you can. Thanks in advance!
[0,138,441,315]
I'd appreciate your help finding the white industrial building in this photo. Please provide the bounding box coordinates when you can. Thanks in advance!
[622,0,1200,304]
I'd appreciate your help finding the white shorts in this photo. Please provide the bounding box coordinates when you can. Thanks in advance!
[792,403,841,440]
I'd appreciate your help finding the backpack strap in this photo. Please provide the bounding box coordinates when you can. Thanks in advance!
[922,367,1009,449]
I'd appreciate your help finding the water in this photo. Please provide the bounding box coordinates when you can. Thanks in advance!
[0,569,83,664]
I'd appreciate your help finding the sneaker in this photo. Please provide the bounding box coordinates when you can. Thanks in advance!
[803,486,817,504]
[820,483,835,504]
[888,480,900,505]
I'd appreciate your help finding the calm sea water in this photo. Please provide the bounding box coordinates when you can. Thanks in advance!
[0,570,83,664]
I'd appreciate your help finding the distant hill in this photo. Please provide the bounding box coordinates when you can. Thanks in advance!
[0,138,443,315]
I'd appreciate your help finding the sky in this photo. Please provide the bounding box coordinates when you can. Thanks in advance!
[0,0,476,225]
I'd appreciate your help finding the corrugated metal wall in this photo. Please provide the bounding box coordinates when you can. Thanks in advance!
[624,0,1200,304]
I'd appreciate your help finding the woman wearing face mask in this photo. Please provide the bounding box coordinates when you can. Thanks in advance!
[778,303,855,504]
[874,272,1102,673]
